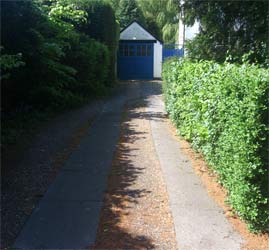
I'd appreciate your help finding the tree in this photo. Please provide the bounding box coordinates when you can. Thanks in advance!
[107,0,179,43]
[182,0,269,64]
[1,0,75,109]
[116,0,145,29]
[138,0,179,44]
[1,0,117,111]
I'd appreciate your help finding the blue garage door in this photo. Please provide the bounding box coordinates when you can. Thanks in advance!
[117,42,154,80]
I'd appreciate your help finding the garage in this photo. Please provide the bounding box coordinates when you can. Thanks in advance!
[117,21,162,80]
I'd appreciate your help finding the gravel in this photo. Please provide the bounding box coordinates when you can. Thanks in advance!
[1,99,105,248]
[92,82,178,250]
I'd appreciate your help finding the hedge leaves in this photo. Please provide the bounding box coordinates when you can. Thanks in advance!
[163,58,269,232]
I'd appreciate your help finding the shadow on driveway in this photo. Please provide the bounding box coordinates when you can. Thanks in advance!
[91,83,166,249]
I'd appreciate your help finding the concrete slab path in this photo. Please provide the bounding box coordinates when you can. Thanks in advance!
[147,93,244,250]
[14,81,244,249]
[14,85,131,249]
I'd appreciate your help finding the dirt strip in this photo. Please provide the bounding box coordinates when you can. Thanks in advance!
[92,100,178,250]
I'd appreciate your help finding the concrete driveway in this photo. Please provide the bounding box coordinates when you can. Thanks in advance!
[13,81,243,249]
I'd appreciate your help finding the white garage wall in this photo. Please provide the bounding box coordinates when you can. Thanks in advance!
[154,41,163,78]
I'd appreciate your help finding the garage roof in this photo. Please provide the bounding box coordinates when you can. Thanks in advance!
[120,21,158,42]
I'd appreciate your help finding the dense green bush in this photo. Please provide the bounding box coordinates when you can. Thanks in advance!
[0,49,25,80]
[65,34,110,97]
[75,0,119,85]
[1,0,118,145]
[163,58,269,231]
[1,0,116,111]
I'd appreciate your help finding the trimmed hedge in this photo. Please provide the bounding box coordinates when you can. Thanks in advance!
[163,58,269,231]
[76,0,120,85]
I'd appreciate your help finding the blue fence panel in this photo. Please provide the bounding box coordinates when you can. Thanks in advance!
[162,48,184,61]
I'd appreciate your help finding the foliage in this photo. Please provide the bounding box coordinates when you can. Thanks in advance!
[65,34,110,96]
[1,0,73,110]
[183,0,269,64]
[109,0,145,30]
[1,0,118,147]
[46,0,87,27]
[138,0,179,43]
[163,58,269,232]
[107,0,179,43]
[0,49,25,80]
[1,0,117,112]
[74,0,119,84]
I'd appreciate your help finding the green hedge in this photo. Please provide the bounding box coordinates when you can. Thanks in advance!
[76,0,120,85]
[1,0,117,145]
[163,58,269,231]
[1,0,117,111]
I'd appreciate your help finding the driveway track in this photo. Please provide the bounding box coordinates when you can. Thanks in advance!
[13,81,243,249]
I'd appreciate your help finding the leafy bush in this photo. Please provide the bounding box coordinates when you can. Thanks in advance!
[0,49,25,80]
[1,0,116,111]
[75,0,119,85]
[163,58,269,232]
[65,34,110,97]
[1,0,117,146]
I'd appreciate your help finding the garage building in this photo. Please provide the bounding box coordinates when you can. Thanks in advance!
[117,21,163,80]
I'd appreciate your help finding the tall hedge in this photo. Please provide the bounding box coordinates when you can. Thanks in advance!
[76,0,120,85]
[1,0,117,111]
[163,58,269,232]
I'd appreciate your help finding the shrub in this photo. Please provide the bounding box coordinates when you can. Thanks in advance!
[75,0,119,85]
[65,34,110,97]
[163,58,269,231]
[1,0,117,146]
[1,0,116,111]
[1,1,78,110]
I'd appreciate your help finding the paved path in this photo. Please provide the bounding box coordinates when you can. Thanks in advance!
[14,84,131,249]
[2,98,105,247]
[147,93,243,250]
[14,81,243,249]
